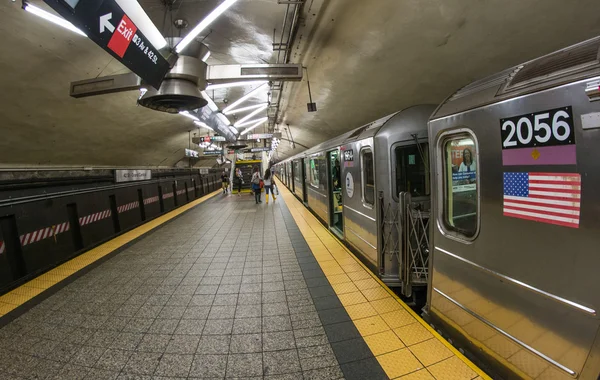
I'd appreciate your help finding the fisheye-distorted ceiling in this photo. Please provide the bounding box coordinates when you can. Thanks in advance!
[1,0,600,167]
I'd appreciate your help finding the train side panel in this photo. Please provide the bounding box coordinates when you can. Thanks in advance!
[429,75,600,379]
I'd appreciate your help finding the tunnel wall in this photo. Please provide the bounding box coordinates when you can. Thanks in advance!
[0,169,220,294]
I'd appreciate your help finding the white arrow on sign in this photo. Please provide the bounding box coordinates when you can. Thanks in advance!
[99,13,115,34]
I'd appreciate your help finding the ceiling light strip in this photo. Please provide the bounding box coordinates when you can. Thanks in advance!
[240,117,268,135]
[114,0,167,49]
[234,104,268,127]
[200,91,219,112]
[24,4,87,37]
[206,80,268,91]
[222,83,268,113]
[175,0,240,53]
[223,102,268,115]
[194,121,213,131]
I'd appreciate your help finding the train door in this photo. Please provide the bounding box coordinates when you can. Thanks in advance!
[327,149,343,236]
[392,140,431,298]
[301,158,308,203]
[291,161,295,193]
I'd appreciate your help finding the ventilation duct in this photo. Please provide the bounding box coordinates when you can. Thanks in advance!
[138,38,208,114]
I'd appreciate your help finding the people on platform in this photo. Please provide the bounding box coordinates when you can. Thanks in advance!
[251,166,263,204]
[221,171,229,194]
[264,167,277,204]
[235,167,243,196]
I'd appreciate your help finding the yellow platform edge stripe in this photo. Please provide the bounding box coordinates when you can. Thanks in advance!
[0,190,222,317]
[277,185,490,379]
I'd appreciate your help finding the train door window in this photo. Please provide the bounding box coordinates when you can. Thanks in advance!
[309,158,319,187]
[361,148,375,206]
[441,135,479,238]
[395,143,430,199]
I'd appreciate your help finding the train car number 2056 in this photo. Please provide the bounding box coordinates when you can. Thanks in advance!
[500,106,575,149]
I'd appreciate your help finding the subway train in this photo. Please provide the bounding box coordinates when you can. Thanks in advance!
[276,36,600,379]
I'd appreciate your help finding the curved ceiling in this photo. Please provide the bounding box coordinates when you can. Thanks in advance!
[1,0,600,167]
[276,0,600,160]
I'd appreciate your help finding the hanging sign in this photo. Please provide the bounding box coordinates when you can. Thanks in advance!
[185,149,199,158]
[43,0,170,89]
[203,150,223,156]
[250,147,271,152]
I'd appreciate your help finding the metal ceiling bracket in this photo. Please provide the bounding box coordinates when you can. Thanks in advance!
[278,0,304,4]
[70,73,142,98]
[206,64,302,84]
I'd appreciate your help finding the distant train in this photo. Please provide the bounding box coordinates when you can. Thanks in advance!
[276,36,600,379]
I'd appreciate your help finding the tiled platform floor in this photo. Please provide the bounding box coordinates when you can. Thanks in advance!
[0,192,361,379]
[0,186,489,380]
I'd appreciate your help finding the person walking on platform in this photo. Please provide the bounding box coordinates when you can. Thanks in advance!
[235,167,243,196]
[264,167,277,204]
[221,171,228,194]
[251,166,262,204]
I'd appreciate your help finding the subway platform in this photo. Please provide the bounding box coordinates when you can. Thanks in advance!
[0,187,489,380]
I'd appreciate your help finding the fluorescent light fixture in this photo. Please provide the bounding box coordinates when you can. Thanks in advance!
[176,0,240,53]
[240,117,268,135]
[206,80,268,91]
[201,91,219,112]
[235,117,268,128]
[24,4,87,37]
[222,83,268,113]
[234,104,268,127]
[223,102,268,116]
[216,113,230,126]
[194,121,214,131]
[229,126,239,135]
[114,0,167,49]
[201,51,211,62]
[179,111,199,121]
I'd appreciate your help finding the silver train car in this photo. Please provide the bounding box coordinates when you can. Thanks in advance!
[276,36,600,379]
[427,37,600,379]
[276,105,435,300]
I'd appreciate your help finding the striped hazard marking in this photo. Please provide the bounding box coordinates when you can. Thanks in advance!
[117,201,139,213]
[0,222,70,254]
[79,210,111,226]
[144,196,159,205]
[0,194,175,254]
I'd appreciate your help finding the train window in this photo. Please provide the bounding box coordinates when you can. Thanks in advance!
[294,161,301,181]
[309,158,319,187]
[442,136,478,238]
[361,149,375,206]
[395,143,430,198]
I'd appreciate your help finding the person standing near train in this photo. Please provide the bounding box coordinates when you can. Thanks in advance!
[251,166,262,204]
[263,167,277,204]
[235,167,243,196]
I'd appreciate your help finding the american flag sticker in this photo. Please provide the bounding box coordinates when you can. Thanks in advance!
[503,172,581,228]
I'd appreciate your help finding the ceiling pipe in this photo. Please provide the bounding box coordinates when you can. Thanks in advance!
[270,2,302,131]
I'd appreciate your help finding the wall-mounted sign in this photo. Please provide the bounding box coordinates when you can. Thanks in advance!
[345,172,354,198]
[115,169,151,183]
[185,149,199,158]
[44,0,170,89]
[250,147,271,152]
[203,150,223,156]
[199,168,209,174]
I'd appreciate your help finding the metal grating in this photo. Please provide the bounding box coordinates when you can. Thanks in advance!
[509,40,600,87]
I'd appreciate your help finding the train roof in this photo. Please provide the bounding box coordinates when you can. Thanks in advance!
[432,36,600,119]
[276,112,398,164]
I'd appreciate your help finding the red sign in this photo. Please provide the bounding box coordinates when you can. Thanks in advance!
[107,14,137,58]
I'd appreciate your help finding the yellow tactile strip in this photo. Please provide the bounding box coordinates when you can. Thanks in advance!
[0,190,221,318]
[278,185,491,380]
